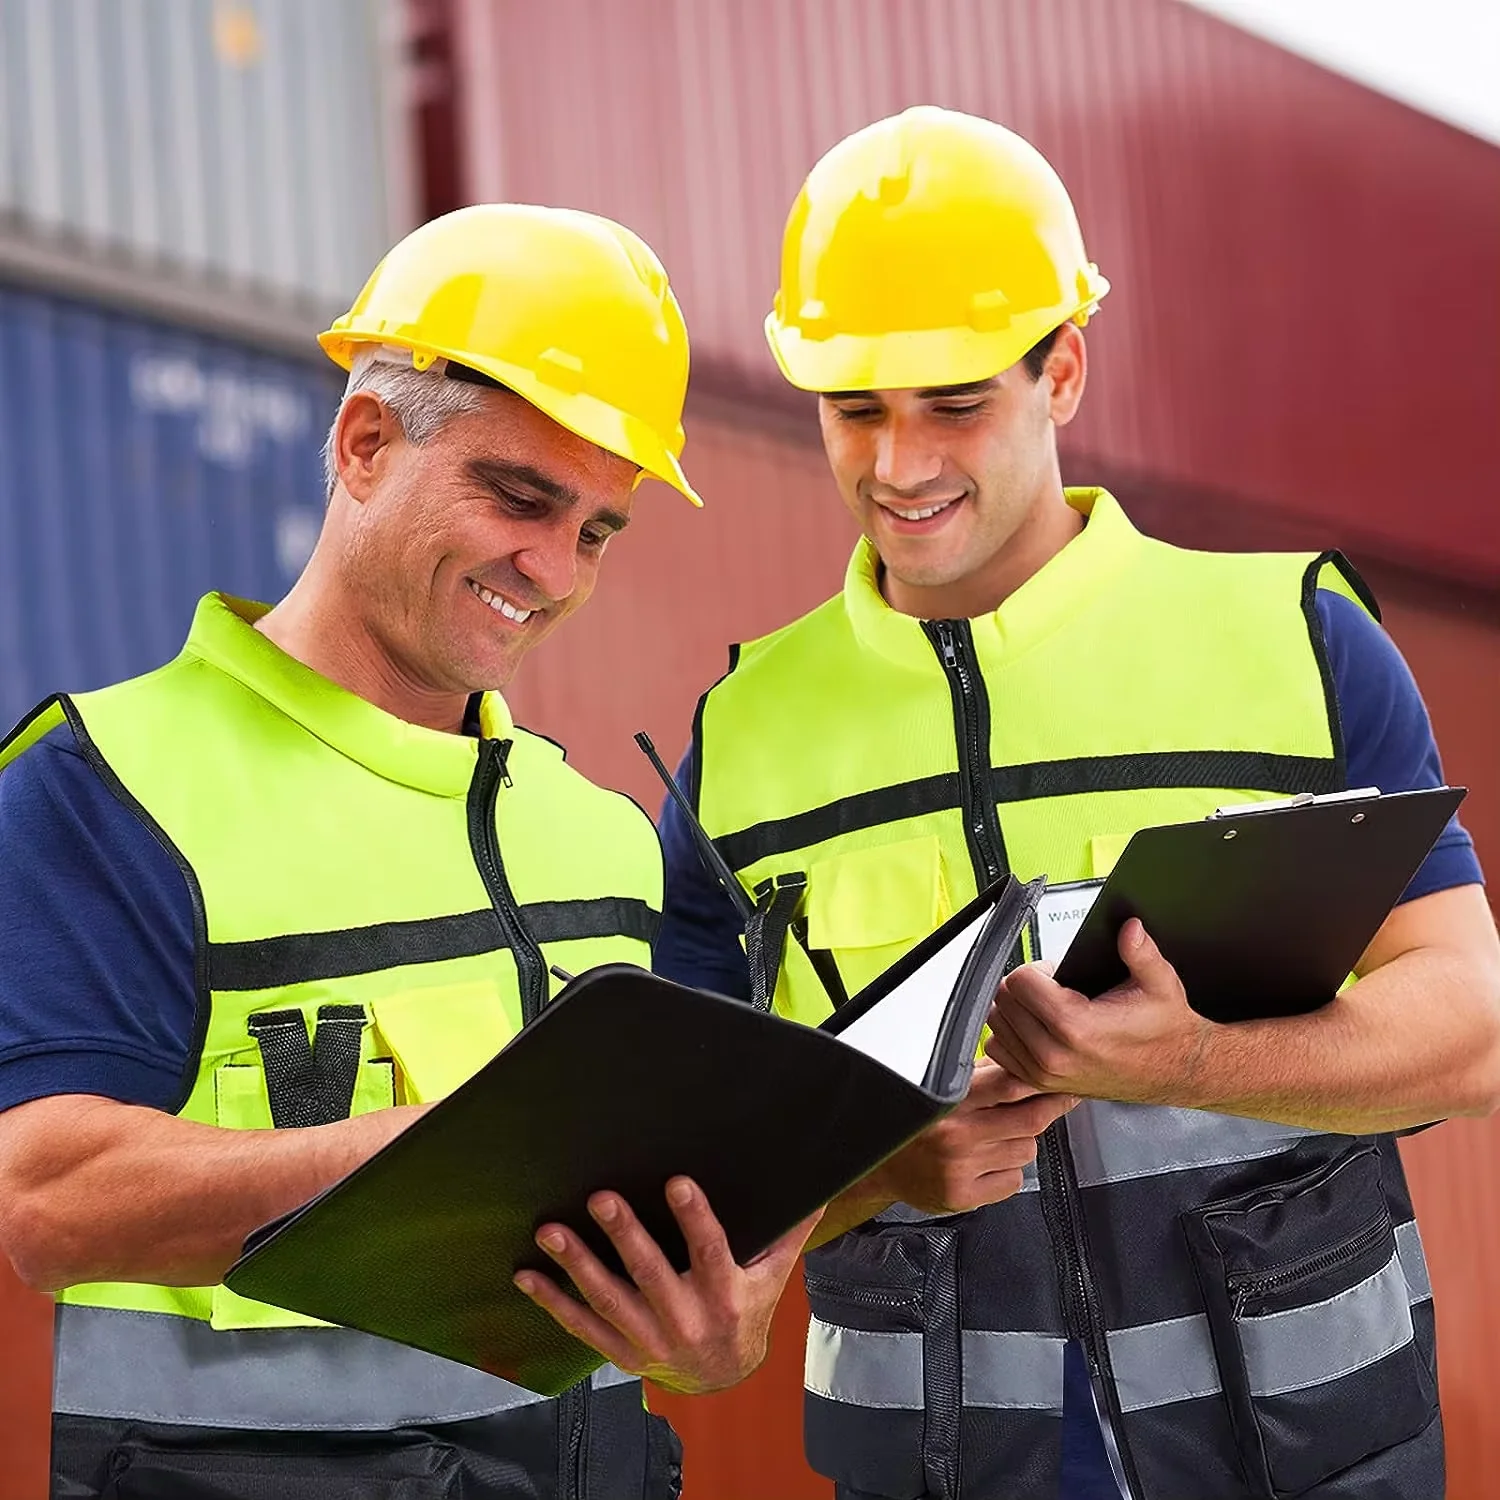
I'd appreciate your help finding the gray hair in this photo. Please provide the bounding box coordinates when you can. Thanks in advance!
[321,350,494,498]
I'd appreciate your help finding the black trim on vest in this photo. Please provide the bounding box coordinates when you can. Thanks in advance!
[715,750,1342,871]
[0,694,65,757]
[249,1004,366,1128]
[209,898,662,992]
[1301,551,1368,792]
[54,695,215,1116]
[689,642,740,819]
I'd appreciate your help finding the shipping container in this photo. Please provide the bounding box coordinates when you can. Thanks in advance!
[451,0,1500,588]
[0,0,406,318]
[503,406,1500,1500]
[0,280,341,724]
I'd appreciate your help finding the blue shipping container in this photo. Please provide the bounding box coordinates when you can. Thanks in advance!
[0,282,341,725]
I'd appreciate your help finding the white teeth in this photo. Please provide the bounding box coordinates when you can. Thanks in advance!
[885,499,955,521]
[468,579,533,623]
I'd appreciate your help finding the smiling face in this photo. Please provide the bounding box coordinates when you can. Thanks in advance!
[817,323,1087,619]
[334,385,638,697]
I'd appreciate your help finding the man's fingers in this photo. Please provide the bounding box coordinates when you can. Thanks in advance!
[531,1221,657,1347]
[749,1206,827,1279]
[513,1266,636,1369]
[980,1066,1044,1105]
[585,1192,683,1313]
[1117,918,1172,992]
[663,1177,737,1285]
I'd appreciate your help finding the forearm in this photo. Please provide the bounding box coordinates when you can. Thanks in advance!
[1180,947,1500,1133]
[0,1095,424,1291]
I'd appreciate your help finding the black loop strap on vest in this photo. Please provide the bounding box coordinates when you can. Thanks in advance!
[745,872,807,1013]
[247,1004,368,1128]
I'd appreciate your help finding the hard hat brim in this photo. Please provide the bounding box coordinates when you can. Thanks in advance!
[764,287,1106,395]
[320,329,703,508]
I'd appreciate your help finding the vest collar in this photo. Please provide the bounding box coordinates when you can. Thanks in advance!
[182,594,515,797]
[842,488,1144,670]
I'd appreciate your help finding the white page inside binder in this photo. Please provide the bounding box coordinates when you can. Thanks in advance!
[835,908,992,1085]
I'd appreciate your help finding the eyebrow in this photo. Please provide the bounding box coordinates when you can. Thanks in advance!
[466,458,631,534]
[822,378,999,402]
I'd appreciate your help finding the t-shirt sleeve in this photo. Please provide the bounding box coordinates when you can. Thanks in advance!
[1318,589,1484,901]
[652,745,753,1001]
[0,725,200,1114]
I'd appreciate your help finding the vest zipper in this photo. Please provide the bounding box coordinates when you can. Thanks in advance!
[921,619,1140,1497]
[1227,1213,1389,1319]
[922,619,1008,885]
[1038,1126,1144,1499]
[468,737,549,1026]
[557,1379,590,1500]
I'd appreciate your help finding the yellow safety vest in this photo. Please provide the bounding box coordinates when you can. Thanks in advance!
[1,594,673,1492]
[692,492,1440,1500]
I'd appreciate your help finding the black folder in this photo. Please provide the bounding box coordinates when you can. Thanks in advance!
[1050,786,1466,1019]
[224,873,1043,1396]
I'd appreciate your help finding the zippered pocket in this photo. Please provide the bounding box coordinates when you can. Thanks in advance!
[1182,1144,1436,1498]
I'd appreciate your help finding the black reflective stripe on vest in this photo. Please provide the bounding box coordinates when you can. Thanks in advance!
[715,750,1342,872]
[209,898,662,992]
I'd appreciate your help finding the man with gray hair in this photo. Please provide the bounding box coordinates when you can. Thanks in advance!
[0,204,817,1499]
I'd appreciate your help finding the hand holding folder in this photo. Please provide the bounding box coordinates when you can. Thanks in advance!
[225,873,1043,1395]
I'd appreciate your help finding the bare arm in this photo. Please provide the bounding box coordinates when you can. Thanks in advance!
[987,885,1500,1134]
[0,1093,428,1291]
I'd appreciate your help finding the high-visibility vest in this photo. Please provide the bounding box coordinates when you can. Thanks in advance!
[694,492,1441,1500]
[2,594,680,1500]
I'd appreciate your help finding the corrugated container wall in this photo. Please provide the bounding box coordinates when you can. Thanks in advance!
[0,0,400,316]
[445,3,1500,1496]
[0,283,342,722]
[453,0,1500,587]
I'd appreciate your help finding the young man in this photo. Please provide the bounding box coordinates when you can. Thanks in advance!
[655,108,1500,1499]
[0,204,815,1500]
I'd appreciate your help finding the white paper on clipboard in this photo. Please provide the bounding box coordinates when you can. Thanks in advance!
[1032,879,1106,967]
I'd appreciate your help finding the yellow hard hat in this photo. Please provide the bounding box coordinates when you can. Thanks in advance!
[765,106,1109,393]
[321,204,701,505]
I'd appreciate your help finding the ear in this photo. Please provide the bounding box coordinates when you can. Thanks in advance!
[1043,321,1088,429]
[333,392,402,504]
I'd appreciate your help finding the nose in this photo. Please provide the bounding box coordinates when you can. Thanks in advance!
[512,531,579,605]
[872,415,943,494]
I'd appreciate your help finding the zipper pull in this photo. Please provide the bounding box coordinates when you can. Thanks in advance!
[935,620,959,667]
[495,738,515,788]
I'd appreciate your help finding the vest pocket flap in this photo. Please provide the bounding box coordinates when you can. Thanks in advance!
[807,837,947,951]
[1182,1144,1437,1496]
[371,981,511,1104]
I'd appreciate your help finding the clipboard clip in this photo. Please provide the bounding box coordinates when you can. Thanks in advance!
[1208,786,1381,820]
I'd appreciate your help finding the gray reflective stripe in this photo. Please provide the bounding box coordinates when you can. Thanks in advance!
[961,1330,1065,1412]
[53,1304,637,1430]
[1396,1219,1432,1302]
[1067,1100,1320,1187]
[806,1317,1064,1411]
[1110,1314,1223,1413]
[810,1219,1432,1416]
[805,1318,923,1408]
[1112,1221,1432,1412]
[1241,1250,1413,1397]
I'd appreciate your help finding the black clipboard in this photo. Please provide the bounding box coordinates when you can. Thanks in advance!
[223,873,1042,1396]
[1050,786,1466,1019]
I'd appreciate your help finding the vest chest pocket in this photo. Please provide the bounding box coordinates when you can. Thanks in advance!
[805,836,952,1000]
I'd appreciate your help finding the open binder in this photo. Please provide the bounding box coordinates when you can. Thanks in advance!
[224,873,1043,1396]
[1047,785,1466,1019]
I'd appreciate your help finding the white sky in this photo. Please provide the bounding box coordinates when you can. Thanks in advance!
[1178,0,1500,147]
